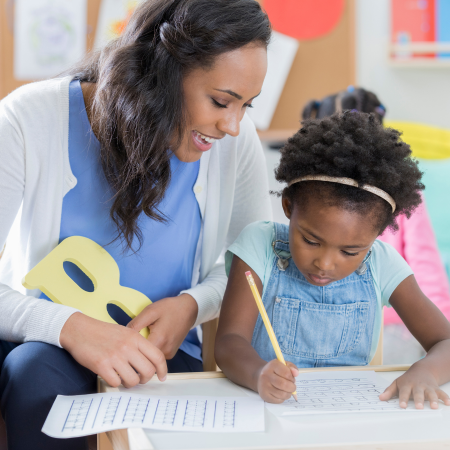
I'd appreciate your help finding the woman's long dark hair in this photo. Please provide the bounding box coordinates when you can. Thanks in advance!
[68,0,271,251]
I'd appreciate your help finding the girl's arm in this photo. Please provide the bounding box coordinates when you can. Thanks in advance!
[215,255,298,403]
[380,275,450,409]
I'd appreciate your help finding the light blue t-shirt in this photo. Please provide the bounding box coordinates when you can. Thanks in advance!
[40,80,203,360]
[225,221,414,360]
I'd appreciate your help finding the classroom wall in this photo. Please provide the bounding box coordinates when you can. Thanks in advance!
[356,0,450,129]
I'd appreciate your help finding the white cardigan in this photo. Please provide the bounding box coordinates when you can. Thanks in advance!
[0,77,272,347]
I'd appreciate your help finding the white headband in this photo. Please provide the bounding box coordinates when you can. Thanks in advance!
[288,175,396,213]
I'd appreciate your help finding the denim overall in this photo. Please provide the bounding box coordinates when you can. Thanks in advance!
[252,223,377,368]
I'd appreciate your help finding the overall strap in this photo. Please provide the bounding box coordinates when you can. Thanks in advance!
[272,223,291,271]
[355,250,373,276]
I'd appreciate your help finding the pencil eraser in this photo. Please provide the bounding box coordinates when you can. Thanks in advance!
[245,271,251,276]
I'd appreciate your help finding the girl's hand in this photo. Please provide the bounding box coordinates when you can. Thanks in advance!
[127,294,198,359]
[256,360,299,403]
[60,312,167,388]
[379,363,450,409]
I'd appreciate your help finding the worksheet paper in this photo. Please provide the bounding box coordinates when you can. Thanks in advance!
[42,393,264,438]
[265,371,442,416]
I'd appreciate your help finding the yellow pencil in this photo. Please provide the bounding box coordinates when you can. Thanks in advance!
[245,270,298,402]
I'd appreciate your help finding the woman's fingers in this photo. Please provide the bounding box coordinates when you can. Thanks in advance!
[128,351,157,384]
[99,366,122,388]
[127,304,158,334]
[61,314,168,387]
[379,380,398,401]
[138,338,167,381]
[113,360,141,388]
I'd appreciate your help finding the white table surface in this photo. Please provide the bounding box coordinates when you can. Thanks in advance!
[115,370,450,450]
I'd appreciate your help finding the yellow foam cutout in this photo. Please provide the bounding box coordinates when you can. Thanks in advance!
[385,120,450,160]
[22,236,151,338]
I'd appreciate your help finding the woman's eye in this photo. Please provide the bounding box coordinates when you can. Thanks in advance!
[244,103,254,109]
[342,250,359,257]
[303,236,318,246]
[211,98,227,109]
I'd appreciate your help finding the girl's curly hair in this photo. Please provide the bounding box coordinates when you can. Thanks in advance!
[275,112,424,234]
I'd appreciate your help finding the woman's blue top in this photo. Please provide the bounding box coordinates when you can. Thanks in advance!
[40,80,202,360]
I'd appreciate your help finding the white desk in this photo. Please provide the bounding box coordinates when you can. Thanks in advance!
[98,365,450,450]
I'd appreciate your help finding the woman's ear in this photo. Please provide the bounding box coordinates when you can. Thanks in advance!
[282,197,292,219]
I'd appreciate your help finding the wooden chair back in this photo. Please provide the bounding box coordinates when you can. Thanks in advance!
[202,315,384,370]
[369,311,384,366]
[202,319,219,371]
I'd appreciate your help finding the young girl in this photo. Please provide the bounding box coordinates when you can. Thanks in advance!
[215,112,450,409]
[302,87,450,365]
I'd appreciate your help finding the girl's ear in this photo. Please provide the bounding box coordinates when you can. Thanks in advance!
[282,197,292,219]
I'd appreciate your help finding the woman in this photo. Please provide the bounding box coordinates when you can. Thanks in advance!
[0,1,272,448]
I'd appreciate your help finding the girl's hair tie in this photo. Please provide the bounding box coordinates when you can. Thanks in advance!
[288,175,396,213]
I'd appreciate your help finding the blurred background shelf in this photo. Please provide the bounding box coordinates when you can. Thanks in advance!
[390,42,450,53]
[389,59,450,67]
[389,42,450,67]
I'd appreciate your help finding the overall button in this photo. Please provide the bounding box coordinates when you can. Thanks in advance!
[194,185,203,194]
[275,297,281,303]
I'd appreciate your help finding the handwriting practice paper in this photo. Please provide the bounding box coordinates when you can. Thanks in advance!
[42,393,264,438]
[266,371,442,416]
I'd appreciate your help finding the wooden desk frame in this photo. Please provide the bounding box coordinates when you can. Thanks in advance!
[98,364,433,450]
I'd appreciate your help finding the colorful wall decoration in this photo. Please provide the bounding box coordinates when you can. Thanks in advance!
[391,0,450,59]
[263,0,345,40]
[94,0,143,49]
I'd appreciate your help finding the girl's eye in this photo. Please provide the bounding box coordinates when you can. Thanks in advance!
[212,98,227,109]
[244,103,254,109]
[342,250,359,257]
[303,236,318,246]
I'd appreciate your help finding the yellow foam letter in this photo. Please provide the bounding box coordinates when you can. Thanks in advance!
[22,236,151,338]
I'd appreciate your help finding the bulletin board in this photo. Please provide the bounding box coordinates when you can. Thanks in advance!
[257,0,356,134]
[0,0,102,99]
[0,0,355,133]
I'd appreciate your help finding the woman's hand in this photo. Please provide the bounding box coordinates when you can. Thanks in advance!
[127,294,198,359]
[256,360,298,403]
[60,312,167,388]
[379,362,450,409]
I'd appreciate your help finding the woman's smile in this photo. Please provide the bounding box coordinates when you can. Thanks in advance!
[191,130,224,152]
[191,130,214,151]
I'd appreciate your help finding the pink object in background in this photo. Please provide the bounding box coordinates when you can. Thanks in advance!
[378,195,450,324]
[264,0,344,40]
